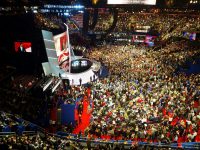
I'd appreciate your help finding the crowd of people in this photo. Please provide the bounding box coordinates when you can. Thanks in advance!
[1,7,200,149]
[0,71,50,127]
[83,39,200,143]
[0,111,37,134]
[91,11,200,41]
[0,133,82,150]
[34,13,65,30]
[0,133,146,150]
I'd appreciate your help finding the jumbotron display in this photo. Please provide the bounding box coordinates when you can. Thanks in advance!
[107,0,156,5]
[15,41,32,53]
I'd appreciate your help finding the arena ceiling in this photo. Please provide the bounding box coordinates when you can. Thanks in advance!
[0,0,198,7]
[0,0,199,10]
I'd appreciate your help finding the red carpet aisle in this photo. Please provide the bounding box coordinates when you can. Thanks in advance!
[73,96,91,135]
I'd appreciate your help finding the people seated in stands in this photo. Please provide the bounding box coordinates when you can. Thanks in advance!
[0,8,200,149]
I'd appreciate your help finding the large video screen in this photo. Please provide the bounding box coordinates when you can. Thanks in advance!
[133,35,157,46]
[135,26,151,33]
[54,31,70,72]
[15,41,32,53]
[145,35,157,46]
[133,35,146,43]
[107,0,156,5]
[72,61,79,67]
[81,60,88,67]
[183,32,196,41]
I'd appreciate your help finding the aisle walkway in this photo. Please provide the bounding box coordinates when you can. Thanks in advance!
[73,96,91,135]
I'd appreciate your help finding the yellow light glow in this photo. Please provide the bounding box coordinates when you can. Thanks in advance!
[92,0,99,5]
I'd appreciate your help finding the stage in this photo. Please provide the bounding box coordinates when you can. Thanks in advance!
[61,58,101,85]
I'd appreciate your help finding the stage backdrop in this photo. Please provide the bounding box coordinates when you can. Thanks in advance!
[61,104,75,125]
